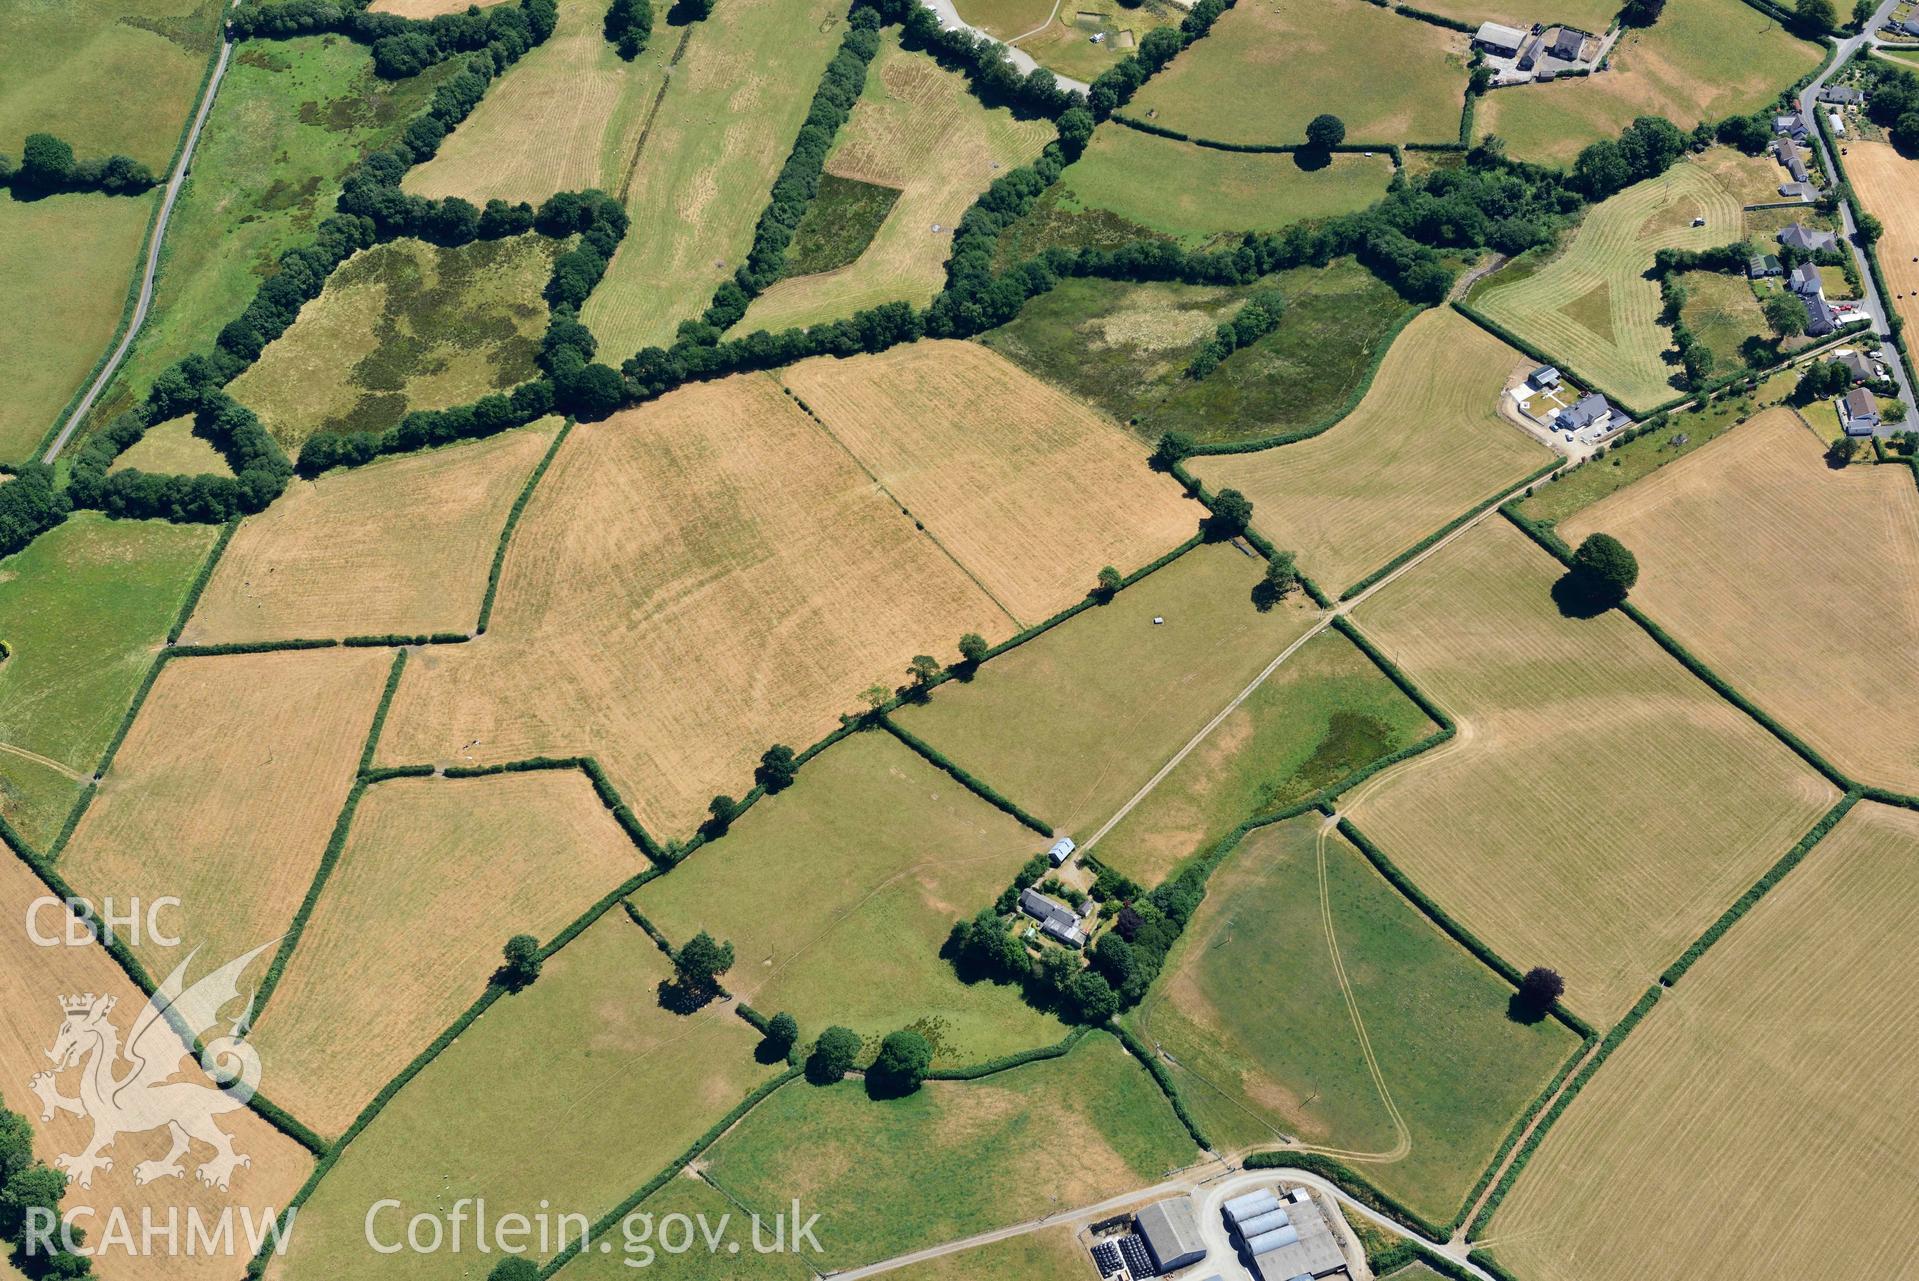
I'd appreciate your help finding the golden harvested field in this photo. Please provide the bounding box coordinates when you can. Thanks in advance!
[740,36,1053,331]
[1477,0,1822,166]
[180,421,560,645]
[0,854,312,1281]
[405,0,670,202]
[782,341,1200,624]
[108,415,232,475]
[1474,161,1745,411]
[1189,309,1552,592]
[1127,0,1469,146]
[1842,141,1919,336]
[376,373,1012,837]
[60,649,391,986]
[894,544,1319,841]
[581,0,846,355]
[249,769,644,1135]
[1344,519,1838,1024]
[1486,802,1919,1281]
[1563,409,1919,793]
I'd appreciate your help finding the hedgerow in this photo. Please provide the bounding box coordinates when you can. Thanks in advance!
[1,132,157,196]
[229,0,557,79]
[878,719,1053,835]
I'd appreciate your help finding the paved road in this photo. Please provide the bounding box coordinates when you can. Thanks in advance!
[917,0,1091,94]
[41,5,238,464]
[1796,0,1916,418]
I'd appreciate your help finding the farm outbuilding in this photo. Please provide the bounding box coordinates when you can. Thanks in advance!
[1223,1189,1284,1225]
[1048,836,1077,866]
[1474,21,1527,54]
[1528,365,1561,389]
[1135,1196,1207,1273]
[1245,1192,1346,1280]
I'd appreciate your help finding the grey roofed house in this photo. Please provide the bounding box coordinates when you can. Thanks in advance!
[1779,222,1838,253]
[1789,261,1823,295]
[1844,386,1881,433]
[1558,392,1614,432]
[1785,154,1810,182]
[1904,15,1919,35]
[1774,113,1807,137]
[1749,254,1784,278]
[1018,886,1085,947]
[1547,26,1585,59]
[1841,350,1877,382]
[1475,20,1527,53]
[1818,85,1864,105]
[1528,364,1561,388]
[1135,1197,1206,1274]
[1247,1193,1347,1281]
[1807,293,1839,336]
[1778,181,1813,199]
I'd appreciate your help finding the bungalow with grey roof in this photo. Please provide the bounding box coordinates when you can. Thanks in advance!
[1843,386,1881,435]
[1779,222,1838,254]
[1528,365,1560,389]
[1807,292,1839,336]
[1840,350,1877,383]
[1558,392,1616,434]
[1788,261,1823,296]
[1546,26,1585,59]
[1818,85,1864,105]
[1774,113,1808,139]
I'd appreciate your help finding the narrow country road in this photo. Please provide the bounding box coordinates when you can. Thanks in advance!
[41,4,238,464]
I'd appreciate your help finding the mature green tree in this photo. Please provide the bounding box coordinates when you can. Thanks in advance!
[1571,533,1639,605]
[1619,0,1665,25]
[1068,970,1118,1024]
[865,1029,933,1097]
[1763,291,1809,338]
[18,133,74,191]
[1681,342,1715,388]
[766,1011,800,1054]
[675,930,735,994]
[806,1025,862,1084]
[0,1110,30,1188]
[1854,0,1877,28]
[1517,966,1565,1011]
[488,1259,541,1281]
[957,632,989,666]
[1827,435,1861,465]
[1895,109,1919,155]
[1795,0,1836,31]
[1150,431,1193,470]
[858,684,890,714]
[1252,551,1298,610]
[907,654,941,687]
[1207,488,1253,538]
[500,934,542,989]
[0,1164,66,1239]
[1856,211,1884,244]
[1096,565,1123,597]
[705,793,738,834]
[756,744,798,792]
[1305,113,1346,150]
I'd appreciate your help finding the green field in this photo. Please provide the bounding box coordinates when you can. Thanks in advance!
[0,0,220,169]
[784,173,899,275]
[552,1175,812,1281]
[0,188,154,464]
[107,414,231,474]
[893,543,1317,843]
[978,261,1416,445]
[881,1226,1088,1281]
[580,0,846,355]
[632,731,1070,1067]
[1473,161,1746,411]
[0,514,216,848]
[228,233,558,447]
[1125,815,1578,1224]
[1516,369,1794,526]
[1090,630,1436,887]
[703,1031,1197,1271]
[1128,0,1469,146]
[267,912,781,1281]
[1477,0,1823,166]
[82,37,457,437]
[1677,270,1772,373]
[1057,125,1394,245]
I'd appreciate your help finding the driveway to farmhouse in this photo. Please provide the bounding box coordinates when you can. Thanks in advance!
[915,0,1092,93]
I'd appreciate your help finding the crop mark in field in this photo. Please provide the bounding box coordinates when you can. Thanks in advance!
[0,742,87,783]
[616,26,697,205]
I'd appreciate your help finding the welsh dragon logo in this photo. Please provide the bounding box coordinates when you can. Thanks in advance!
[28,939,277,1192]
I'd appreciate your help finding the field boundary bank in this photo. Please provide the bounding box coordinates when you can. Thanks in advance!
[476,418,575,633]
[1106,113,1407,168]
[878,718,1053,833]
[1464,791,1859,1256]
[615,25,697,205]
[29,0,234,464]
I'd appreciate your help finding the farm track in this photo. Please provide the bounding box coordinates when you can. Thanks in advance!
[0,741,86,783]
[42,2,239,464]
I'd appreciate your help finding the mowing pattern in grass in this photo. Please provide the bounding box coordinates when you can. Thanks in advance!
[1474,161,1745,410]
[83,38,457,438]
[180,420,561,644]
[376,373,1012,837]
[1127,815,1577,1225]
[1690,144,1800,207]
[0,188,154,463]
[893,543,1318,842]
[1128,0,1468,146]
[1675,269,1771,373]
[107,414,232,475]
[406,0,672,203]
[703,1030,1197,1271]
[781,340,1201,625]
[250,769,648,1135]
[1563,409,1919,795]
[1091,629,1438,888]
[1487,802,1919,1281]
[0,0,221,169]
[228,233,559,448]
[1843,140,1919,340]
[1058,125,1394,245]
[580,0,846,355]
[783,173,901,276]
[1191,307,1553,592]
[0,514,216,848]
[741,33,1055,332]
[0,853,314,1281]
[60,648,392,984]
[265,912,779,1281]
[978,261,1416,445]
[1477,0,1822,166]
[1344,519,1839,1024]
[633,731,1067,1066]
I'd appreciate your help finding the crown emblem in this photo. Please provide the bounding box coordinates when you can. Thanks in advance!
[59,994,99,1015]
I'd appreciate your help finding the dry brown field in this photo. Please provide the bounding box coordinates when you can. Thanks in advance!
[404,0,670,202]
[1563,409,1919,793]
[375,373,1013,837]
[59,649,391,986]
[0,855,312,1281]
[1486,802,1919,1281]
[739,35,1054,331]
[1343,519,1838,1024]
[248,770,645,1135]
[782,341,1201,624]
[108,416,232,476]
[1843,141,1919,336]
[1189,309,1552,592]
[180,422,560,645]
[1689,144,1795,206]
[370,0,510,14]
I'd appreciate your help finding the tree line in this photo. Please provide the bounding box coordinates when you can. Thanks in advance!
[229,0,558,79]
[0,1091,92,1278]
[1,134,155,198]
